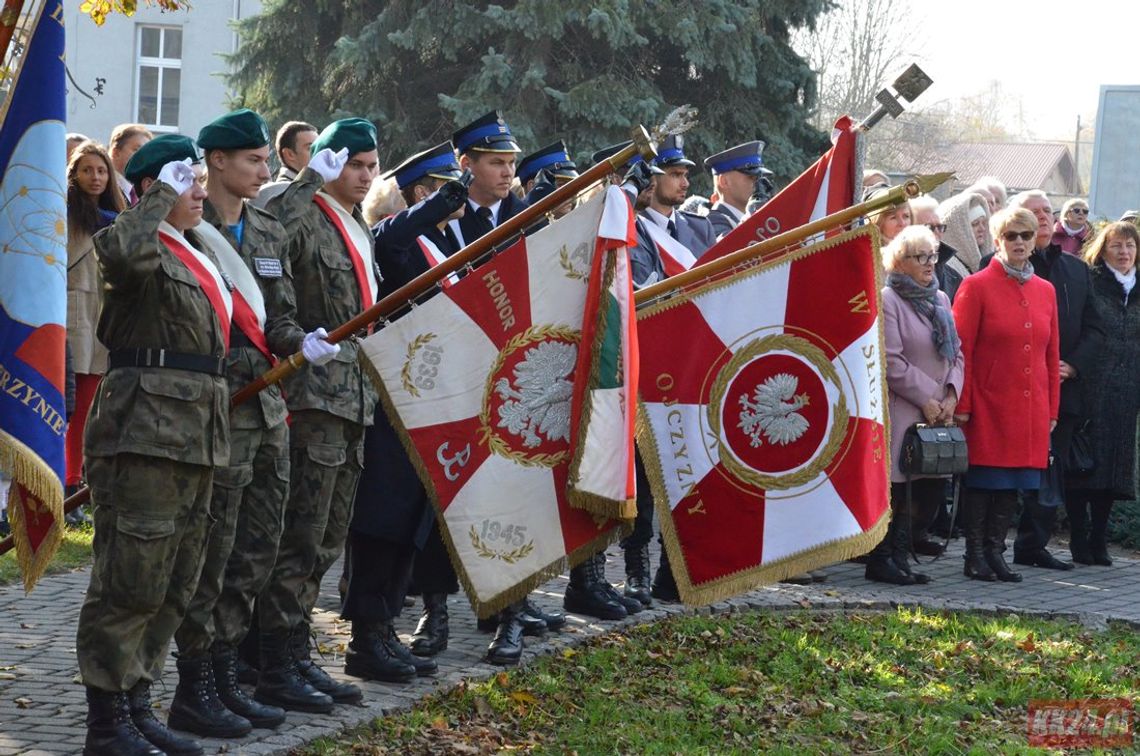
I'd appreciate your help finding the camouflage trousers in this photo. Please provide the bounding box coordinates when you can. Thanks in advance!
[76,453,212,692]
[260,410,364,633]
[174,421,289,656]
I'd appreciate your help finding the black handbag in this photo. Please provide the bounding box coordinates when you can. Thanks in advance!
[899,423,969,476]
[1040,447,1065,508]
[1067,420,1096,478]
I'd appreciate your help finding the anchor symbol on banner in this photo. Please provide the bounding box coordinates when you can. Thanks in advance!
[436,442,471,482]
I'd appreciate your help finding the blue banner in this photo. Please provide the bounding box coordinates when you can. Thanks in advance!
[0,0,68,589]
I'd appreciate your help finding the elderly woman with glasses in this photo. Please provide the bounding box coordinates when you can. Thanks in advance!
[952,207,1060,582]
[866,226,964,585]
[1053,198,1091,256]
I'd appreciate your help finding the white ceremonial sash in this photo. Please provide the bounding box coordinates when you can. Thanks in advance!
[159,221,233,321]
[316,190,380,305]
[193,219,266,327]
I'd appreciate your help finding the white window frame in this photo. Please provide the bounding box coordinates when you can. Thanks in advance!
[134,24,182,131]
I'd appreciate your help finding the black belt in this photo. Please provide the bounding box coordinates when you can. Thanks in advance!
[108,349,226,376]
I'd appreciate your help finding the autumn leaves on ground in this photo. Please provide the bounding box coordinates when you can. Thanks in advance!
[305,608,1140,754]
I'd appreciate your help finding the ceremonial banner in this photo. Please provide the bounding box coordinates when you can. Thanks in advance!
[701,116,862,263]
[359,187,637,616]
[0,0,68,590]
[637,226,889,604]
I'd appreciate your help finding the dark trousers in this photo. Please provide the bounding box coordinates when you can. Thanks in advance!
[620,453,654,551]
[341,531,416,623]
[1015,415,1077,555]
[410,521,459,595]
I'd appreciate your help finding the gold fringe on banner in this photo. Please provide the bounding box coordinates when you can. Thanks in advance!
[0,431,63,592]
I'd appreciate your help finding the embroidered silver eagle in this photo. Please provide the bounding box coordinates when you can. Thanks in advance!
[737,372,811,448]
[494,341,577,448]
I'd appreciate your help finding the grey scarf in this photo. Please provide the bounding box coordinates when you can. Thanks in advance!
[1000,258,1034,284]
[886,272,961,362]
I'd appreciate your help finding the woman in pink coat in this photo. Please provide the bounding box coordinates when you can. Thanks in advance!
[867,226,964,585]
[952,207,1061,583]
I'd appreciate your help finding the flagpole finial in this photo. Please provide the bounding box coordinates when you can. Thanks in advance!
[652,105,699,144]
[629,124,657,164]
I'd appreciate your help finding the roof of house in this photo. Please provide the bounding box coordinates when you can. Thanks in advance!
[885,141,1079,193]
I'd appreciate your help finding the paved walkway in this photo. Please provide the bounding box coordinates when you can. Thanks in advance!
[2,539,1138,756]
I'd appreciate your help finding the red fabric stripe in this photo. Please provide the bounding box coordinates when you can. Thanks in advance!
[823,416,889,531]
[160,231,231,351]
[313,195,375,311]
[637,298,730,406]
[231,289,273,362]
[669,463,765,586]
[416,237,453,289]
[407,415,492,511]
[445,236,532,351]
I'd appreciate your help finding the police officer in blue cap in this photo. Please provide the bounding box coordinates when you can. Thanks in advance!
[340,142,471,685]
[640,134,716,257]
[517,141,579,219]
[449,111,529,248]
[704,140,766,239]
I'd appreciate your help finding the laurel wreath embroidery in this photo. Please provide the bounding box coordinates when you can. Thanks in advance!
[400,332,437,398]
[469,525,536,564]
[559,245,588,281]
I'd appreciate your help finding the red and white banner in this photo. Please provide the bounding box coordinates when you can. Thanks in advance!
[640,217,697,277]
[636,226,889,604]
[701,116,862,263]
[359,188,637,616]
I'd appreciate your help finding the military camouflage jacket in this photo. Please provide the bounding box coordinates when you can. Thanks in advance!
[266,167,378,425]
[202,200,304,431]
[86,183,229,466]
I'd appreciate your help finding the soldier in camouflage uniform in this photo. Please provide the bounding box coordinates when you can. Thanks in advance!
[259,118,381,707]
[168,109,338,736]
[76,135,227,756]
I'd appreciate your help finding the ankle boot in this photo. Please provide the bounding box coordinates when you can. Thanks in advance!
[983,492,1022,582]
[253,630,334,714]
[962,490,996,581]
[382,623,437,677]
[1089,497,1114,566]
[409,592,449,657]
[212,644,285,729]
[889,501,929,584]
[126,680,203,756]
[485,603,526,666]
[564,554,627,620]
[168,654,252,738]
[85,686,165,756]
[591,553,643,614]
[864,530,914,585]
[651,549,681,602]
[290,627,362,703]
[623,544,653,607]
[344,621,417,682]
[1066,499,1094,564]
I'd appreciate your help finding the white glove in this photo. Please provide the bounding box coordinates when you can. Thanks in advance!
[301,328,340,366]
[156,158,196,195]
[308,147,349,183]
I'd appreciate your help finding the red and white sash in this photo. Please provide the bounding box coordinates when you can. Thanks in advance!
[640,216,698,277]
[193,219,273,362]
[313,193,380,310]
[416,235,459,288]
[158,222,233,350]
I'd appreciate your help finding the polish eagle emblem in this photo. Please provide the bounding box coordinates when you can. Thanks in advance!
[494,340,578,448]
[737,372,811,448]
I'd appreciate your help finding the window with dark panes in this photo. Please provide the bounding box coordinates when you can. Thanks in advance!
[135,25,182,129]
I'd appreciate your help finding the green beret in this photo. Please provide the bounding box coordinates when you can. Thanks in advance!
[197,108,271,151]
[123,134,201,185]
[310,117,377,157]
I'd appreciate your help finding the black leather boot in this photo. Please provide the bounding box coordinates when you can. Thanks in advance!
[344,622,417,683]
[651,549,681,602]
[253,630,334,714]
[962,490,996,581]
[1067,498,1093,564]
[564,555,627,620]
[485,604,525,666]
[623,544,653,608]
[409,592,449,657]
[291,627,362,703]
[477,608,548,635]
[126,680,203,756]
[889,501,929,584]
[168,654,252,738]
[522,598,568,630]
[85,686,165,756]
[212,644,285,729]
[1090,498,1114,566]
[983,492,1022,582]
[864,531,914,585]
[591,553,644,614]
[382,623,437,677]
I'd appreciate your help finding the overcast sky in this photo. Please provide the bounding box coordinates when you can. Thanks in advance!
[888,0,1137,140]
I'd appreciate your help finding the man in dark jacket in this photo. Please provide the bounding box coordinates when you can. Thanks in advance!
[1005,191,1105,570]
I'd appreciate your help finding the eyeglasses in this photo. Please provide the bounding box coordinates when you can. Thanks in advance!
[1002,230,1036,242]
[1070,208,1089,215]
[904,253,938,265]
[926,223,947,233]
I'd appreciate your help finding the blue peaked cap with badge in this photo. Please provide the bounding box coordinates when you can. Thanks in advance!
[653,134,695,168]
[704,140,766,176]
[517,141,579,185]
[591,140,664,176]
[385,141,463,190]
[452,110,520,154]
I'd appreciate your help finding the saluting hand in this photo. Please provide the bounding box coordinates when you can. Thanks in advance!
[156,158,197,195]
[309,147,350,184]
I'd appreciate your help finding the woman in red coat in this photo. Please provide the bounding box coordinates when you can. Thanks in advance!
[952,207,1060,582]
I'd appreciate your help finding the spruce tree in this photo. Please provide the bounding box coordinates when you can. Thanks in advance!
[229,0,831,192]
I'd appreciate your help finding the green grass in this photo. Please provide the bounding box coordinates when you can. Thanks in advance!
[305,608,1140,755]
[0,524,93,586]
